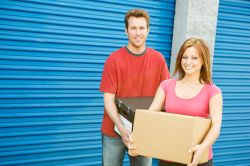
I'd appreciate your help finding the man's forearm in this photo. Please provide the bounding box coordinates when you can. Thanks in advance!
[103,93,124,131]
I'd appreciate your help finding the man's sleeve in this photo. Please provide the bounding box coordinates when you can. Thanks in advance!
[100,57,117,94]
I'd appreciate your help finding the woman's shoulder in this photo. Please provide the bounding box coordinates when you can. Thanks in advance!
[206,83,221,92]
[205,83,222,98]
[160,78,176,88]
[161,78,175,84]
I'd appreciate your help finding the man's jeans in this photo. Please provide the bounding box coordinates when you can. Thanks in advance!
[102,134,152,166]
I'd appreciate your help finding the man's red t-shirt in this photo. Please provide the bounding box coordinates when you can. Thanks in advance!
[100,47,170,137]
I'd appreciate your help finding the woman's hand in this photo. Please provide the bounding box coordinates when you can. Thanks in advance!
[187,144,206,166]
[128,135,138,156]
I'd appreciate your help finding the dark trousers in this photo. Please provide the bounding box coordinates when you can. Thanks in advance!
[159,159,213,166]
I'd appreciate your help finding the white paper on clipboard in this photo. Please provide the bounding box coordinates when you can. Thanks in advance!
[114,114,132,135]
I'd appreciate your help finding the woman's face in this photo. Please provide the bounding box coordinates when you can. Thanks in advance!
[181,46,203,76]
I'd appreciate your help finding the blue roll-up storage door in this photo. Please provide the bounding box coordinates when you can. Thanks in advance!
[213,0,250,165]
[0,1,175,165]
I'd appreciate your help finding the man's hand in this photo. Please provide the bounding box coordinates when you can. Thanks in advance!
[128,134,137,156]
[103,93,131,146]
[119,126,131,147]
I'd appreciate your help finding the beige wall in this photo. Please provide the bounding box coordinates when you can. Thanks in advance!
[170,0,219,76]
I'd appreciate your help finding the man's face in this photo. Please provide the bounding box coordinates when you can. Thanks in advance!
[126,17,149,50]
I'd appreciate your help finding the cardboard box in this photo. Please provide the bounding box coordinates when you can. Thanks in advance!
[130,109,211,164]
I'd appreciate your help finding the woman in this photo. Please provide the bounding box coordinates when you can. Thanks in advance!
[129,38,223,166]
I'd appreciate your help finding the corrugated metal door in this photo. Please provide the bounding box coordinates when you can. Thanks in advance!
[0,0,175,165]
[213,0,250,165]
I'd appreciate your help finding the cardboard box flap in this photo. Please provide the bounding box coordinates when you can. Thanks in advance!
[130,109,211,164]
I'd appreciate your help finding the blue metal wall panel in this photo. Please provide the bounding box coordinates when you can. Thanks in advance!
[213,0,250,165]
[0,0,175,165]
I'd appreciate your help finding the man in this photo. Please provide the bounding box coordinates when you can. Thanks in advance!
[100,9,170,166]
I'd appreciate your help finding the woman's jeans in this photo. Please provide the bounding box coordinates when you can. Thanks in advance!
[102,134,152,166]
[158,159,213,166]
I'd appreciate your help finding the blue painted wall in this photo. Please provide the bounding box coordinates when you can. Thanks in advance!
[213,0,250,165]
[0,1,175,165]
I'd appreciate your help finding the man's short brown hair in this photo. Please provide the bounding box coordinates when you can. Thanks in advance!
[125,9,150,29]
